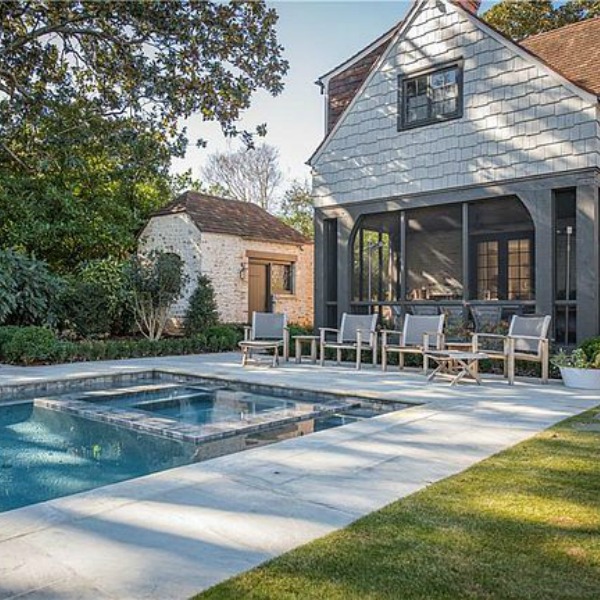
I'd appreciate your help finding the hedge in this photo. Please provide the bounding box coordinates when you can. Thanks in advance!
[0,324,243,366]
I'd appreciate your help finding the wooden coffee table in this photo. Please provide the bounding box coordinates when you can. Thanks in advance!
[425,350,488,386]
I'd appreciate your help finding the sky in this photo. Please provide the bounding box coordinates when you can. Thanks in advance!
[172,0,497,191]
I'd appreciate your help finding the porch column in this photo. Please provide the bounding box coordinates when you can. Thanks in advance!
[576,183,600,341]
[313,210,326,328]
[518,190,553,318]
[336,215,354,322]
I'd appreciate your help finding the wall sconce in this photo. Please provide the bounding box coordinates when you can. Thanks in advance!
[239,261,248,281]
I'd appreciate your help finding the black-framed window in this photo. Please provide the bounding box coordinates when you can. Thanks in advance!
[398,61,463,130]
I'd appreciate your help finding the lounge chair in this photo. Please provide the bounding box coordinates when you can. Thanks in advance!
[472,314,551,384]
[381,314,445,374]
[239,312,289,367]
[319,313,378,370]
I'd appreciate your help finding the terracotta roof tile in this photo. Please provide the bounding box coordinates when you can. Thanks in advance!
[520,17,600,95]
[154,191,310,245]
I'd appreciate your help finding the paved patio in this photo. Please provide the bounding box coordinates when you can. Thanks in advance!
[1,353,598,599]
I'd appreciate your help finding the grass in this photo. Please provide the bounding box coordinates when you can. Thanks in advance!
[194,406,600,600]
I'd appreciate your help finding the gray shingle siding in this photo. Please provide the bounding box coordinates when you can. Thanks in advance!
[311,0,600,207]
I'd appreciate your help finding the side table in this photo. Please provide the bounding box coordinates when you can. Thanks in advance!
[294,335,319,364]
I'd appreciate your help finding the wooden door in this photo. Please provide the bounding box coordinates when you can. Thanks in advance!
[248,261,269,317]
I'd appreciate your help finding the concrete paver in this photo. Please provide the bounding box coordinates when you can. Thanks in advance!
[0,353,598,599]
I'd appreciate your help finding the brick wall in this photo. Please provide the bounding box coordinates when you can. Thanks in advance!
[138,213,202,318]
[200,232,314,326]
[138,215,314,327]
[312,0,600,207]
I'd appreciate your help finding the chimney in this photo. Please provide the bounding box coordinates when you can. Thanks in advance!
[452,0,482,14]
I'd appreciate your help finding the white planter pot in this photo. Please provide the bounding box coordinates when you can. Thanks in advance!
[560,366,600,389]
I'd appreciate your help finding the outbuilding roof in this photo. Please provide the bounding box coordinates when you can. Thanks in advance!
[153,191,311,246]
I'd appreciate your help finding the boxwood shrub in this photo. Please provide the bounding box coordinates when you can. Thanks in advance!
[0,324,243,366]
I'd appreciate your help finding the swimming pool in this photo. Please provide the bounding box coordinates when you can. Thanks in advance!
[0,372,408,513]
[0,402,195,513]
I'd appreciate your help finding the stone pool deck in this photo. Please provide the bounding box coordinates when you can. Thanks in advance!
[0,352,598,600]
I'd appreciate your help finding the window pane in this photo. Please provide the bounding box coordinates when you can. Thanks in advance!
[476,241,499,300]
[271,264,293,294]
[507,238,532,300]
[402,66,460,127]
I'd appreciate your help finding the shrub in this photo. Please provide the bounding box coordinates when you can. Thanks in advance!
[59,280,114,337]
[0,325,22,354]
[124,251,186,340]
[579,337,600,362]
[2,327,58,365]
[0,323,242,365]
[0,250,64,327]
[184,275,218,336]
[78,258,133,335]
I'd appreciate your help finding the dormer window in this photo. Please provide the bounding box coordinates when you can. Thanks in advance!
[398,61,463,130]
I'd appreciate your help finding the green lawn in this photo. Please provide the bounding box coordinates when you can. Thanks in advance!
[195,406,600,600]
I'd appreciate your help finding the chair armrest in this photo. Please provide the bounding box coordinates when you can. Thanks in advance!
[319,327,339,343]
[423,331,445,350]
[507,334,547,341]
[381,329,403,346]
[357,328,377,347]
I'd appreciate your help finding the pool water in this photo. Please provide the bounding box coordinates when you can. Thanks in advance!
[0,403,195,513]
[1,378,406,513]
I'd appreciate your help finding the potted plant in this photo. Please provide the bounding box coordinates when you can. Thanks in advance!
[552,344,600,390]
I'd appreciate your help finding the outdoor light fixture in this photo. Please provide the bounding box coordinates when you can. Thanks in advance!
[239,261,248,281]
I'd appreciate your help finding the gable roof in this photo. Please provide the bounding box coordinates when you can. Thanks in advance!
[153,191,310,245]
[519,17,600,96]
[309,0,600,166]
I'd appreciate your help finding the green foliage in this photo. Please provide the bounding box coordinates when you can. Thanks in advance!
[579,336,600,361]
[2,327,57,365]
[0,325,241,365]
[124,251,186,340]
[78,258,133,335]
[483,0,600,40]
[0,102,172,271]
[59,281,114,338]
[279,181,314,239]
[185,275,219,336]
[0,2,288,156]
[0,250,64,327]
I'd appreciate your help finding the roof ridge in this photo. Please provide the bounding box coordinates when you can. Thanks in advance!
[522,15,600,43]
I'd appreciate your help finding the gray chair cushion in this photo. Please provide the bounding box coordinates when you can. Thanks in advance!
[403,315,444,347]
[339,314,377,344]
[509,315,551,353]
[252,312,286,340]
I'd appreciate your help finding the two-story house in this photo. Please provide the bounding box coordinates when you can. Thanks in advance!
[309,0,600,344]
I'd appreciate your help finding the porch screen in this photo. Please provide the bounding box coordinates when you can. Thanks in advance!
[405,204,463,301]
[352,212,400,303]
[470,197,534,301]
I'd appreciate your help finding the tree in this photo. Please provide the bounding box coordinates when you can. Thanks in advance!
[124,251,185,341]
[0,101,172,270]
[185,275,219,336]
[483,0,600,40]
[0,1,289,168]
[201,144,283,212]
[279,181,314,239]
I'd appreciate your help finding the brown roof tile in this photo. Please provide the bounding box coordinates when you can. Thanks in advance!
[154,191,311,245]
[519,17,600,96]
